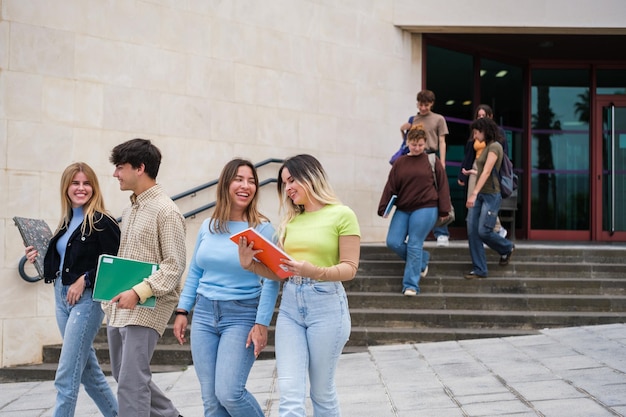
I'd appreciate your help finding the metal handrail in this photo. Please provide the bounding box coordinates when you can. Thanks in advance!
[19,158,284,282]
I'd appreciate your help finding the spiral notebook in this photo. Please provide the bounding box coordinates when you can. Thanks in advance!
[13,217,53,279]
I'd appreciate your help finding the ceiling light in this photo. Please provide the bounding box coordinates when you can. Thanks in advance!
[462,100,472,106]
[495,70,508,78]
[480,70,487,77]
[446,100,455,105]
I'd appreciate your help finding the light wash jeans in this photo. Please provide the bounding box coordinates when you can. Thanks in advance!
[386,207,438,293]
[190,295,264,417]
[53,279,118,417]
[467,192,514,276]
[433,224,449,239]
[276,279,351,417]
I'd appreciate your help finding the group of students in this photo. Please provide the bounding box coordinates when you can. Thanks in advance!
[24,138,360,417]
[378,90,515,296]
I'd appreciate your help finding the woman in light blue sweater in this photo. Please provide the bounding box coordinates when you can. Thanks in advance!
[173,158,280,417]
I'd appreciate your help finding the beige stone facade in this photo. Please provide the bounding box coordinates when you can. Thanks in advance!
[1,0,624,366]
[0,0,417,367]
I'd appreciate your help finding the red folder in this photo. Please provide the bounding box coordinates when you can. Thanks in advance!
[229,227,294,279]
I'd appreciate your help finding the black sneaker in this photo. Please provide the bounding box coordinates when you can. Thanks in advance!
[499,246,515,266]
[464,271,487,279]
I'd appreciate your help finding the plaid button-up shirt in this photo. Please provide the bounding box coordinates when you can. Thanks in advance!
[102,184,186,336]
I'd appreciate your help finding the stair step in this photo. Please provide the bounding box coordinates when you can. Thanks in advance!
[357,260,626,279]
[347,326,541,345]
[0,363,190,383]
[349,308,626,328]
[345,275,626,295]
[42,343,279,366]
[347,292,626,312]
[360,244,626,264]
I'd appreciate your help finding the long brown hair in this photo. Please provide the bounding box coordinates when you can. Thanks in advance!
[57,162,113,235]
[209,158,269,234]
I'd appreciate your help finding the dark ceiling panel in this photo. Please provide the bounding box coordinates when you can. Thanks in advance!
[424,34,626,62]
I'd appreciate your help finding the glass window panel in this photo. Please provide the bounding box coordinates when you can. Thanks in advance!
[531,69,590,230]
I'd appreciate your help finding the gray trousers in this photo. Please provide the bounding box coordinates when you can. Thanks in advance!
[107,325,179,417]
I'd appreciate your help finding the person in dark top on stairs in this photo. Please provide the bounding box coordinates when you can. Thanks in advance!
[464,117,515,279]
[24,162,120,417]
[458,104,509,238]
[378,129,451,296]
[399,90,451,247]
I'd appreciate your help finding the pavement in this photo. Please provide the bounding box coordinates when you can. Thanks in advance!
[0,323,624,417]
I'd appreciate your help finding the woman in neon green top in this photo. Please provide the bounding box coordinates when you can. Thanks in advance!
[239,154,360,417]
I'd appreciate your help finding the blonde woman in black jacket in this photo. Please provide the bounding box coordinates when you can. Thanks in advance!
[25,162,120,417]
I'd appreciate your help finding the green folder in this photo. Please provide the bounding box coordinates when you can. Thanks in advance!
[93,255,158,308]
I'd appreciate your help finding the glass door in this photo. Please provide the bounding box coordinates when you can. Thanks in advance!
[593,96,626,241]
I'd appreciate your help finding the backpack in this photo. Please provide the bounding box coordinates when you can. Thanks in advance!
[389,114,419,165]
[389,140,409,164]
[494,153,518,198]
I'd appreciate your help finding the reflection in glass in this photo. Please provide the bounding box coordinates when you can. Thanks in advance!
[602,106,626,233]
[531,69,590,230]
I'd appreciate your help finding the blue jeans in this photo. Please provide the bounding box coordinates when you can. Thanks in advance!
[433,224,449,239]
[386,207,438,293]
[276,280,351,417]
[53,279,118,417]
[190,295,264,417]
[467,192,514,276]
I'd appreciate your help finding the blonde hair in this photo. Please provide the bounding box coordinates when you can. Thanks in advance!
[209,158,269,234]
[57,162,114,235]
[276,154,340,240]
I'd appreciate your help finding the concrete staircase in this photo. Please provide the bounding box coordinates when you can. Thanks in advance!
[2,242,625,382]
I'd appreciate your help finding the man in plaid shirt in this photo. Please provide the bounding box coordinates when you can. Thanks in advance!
[104,138,186,417]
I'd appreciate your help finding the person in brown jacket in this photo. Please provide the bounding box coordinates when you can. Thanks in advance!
[378,129,451,296]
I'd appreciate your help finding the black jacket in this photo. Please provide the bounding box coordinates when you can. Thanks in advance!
[43,212,120,286]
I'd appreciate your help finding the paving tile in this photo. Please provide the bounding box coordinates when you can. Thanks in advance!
[531,398,617,417]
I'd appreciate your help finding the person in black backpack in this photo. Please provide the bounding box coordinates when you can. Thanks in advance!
[458,104,508,238]
[464,117,515,279]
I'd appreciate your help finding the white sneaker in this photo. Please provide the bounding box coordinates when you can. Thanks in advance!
[436,235,449,247]
[403,289,417,296]
[498,227,508,238]
[420,265,429,279]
